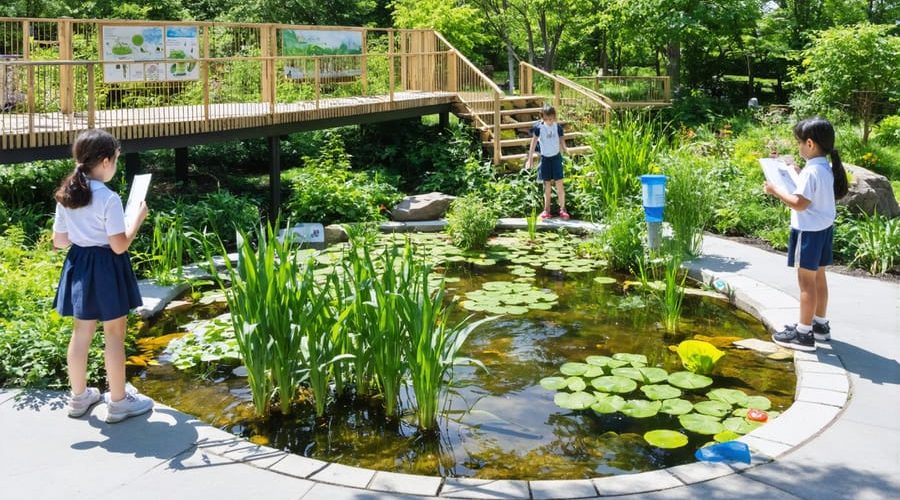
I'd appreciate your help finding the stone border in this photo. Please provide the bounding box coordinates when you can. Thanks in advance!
[130,221,850,499]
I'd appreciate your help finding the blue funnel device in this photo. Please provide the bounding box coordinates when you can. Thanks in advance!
[640,175,667,222]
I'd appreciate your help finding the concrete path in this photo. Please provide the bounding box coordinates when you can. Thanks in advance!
[1,235,898,500]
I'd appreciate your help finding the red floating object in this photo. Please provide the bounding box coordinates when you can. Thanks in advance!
[747,409,768,422]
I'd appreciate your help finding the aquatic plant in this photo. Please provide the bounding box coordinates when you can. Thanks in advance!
[445,194,497,250]
[526,207,538,242]
[676,340,725,376]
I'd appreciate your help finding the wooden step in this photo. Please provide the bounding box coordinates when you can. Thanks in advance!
[498,145,593,163]
[461,107,547,118]
[485,132,588,148]
[461,94,545,105]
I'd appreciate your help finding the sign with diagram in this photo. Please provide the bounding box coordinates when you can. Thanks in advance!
[102,25,199,83]
[281,29,363,80]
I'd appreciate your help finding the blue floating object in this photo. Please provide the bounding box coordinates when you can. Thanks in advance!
[695,441,751,464]
[639,175,667,222]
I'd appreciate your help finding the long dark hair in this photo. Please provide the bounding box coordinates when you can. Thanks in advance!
[54,129,120,209]
[793,117,849,200]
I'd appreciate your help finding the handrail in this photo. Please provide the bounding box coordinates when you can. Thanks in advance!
[572,75,672,102]
[520,62,613,110]
[432,32,502,95]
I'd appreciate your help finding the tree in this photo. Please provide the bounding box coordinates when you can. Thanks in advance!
[391,0,488,57]
[795,23,900,143]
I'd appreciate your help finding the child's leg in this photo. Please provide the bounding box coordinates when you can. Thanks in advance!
[102,315,128,402]
[543,181,552,212]
[797,267,818,326]
[555,179,566,211]
[68,319,97,395]
[815,267,828,318]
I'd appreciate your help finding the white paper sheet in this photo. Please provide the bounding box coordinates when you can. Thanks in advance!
[124,174,151,230]
[759,158,799,194]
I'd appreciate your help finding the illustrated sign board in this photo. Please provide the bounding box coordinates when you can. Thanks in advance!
[102,25,199,83]
[282,29,363,80]
[278,223,326,249]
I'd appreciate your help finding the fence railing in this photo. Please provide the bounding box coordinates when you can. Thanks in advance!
[572,76,671,103]
[519,62,612,128]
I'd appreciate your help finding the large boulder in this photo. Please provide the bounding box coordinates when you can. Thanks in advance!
[324,224,348,244]
[841,164,900,218]
[391,192,456,222]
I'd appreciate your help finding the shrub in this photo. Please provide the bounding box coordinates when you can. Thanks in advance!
[591,204,645,273]
[845,211,900,275]
[662,152,716,256]
[445,194,497,250]
[875,116,900,147]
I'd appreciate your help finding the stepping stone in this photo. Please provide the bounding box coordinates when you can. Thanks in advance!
[733,338,780,354]
[164,300,193,313]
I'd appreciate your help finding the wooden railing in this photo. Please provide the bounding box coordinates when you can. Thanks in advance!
[572,76,671,104]
[0,17,485,153]
[519,62,612,127]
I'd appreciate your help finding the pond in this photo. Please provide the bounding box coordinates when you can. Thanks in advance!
[129,231,795,480]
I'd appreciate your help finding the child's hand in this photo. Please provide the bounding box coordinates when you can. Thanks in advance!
[524,159,532,170]
[136,201,149,225]
[763,181,778,196]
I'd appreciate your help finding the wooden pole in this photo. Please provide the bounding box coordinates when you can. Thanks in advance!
[268,135,281,223]
[175,147,189,182]
[493,90,501,163]
[59,19,74,115]
[87,63,96,128]
[260,25,274,107]
[663,77,671,100]
[314,58,320,109]
[388,30,395,101]
[447,50,457,92]
[202,26,210,128]
[360,30,367,96]
[554,80,561,107]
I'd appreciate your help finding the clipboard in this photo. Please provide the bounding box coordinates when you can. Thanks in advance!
[124,174,151,230]
[759,158,799,194]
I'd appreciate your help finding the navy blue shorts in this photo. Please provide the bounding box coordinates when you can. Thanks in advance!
[538,154,564,181]
[54,245,143,321]
[787,226,834,271]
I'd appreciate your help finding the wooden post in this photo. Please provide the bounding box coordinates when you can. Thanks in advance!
[175,147,189,182]
[201,26,210,127]
[439,111,449,129]
[87,63,96,128]
[518,63,524,96]
[554,80,561,107]
[59,19,74,115]
[663,77,671,100]
[493,91,501,164]
[400,32,407,91]
[268,135,281,223]
[260,25,274,107]
[360,30,367,96]
[388,31,395,101]
[314,58,320,109]
[22,20,29,60]
[26,65,35,139]
[447,50,457,92]
[125,152,140,186]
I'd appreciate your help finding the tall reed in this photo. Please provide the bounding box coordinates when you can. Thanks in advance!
[638,245,687,333]
[663,152,715,256]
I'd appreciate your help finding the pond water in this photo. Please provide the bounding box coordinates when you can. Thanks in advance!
[130,232,795,480]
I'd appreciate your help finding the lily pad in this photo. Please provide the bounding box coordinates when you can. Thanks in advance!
[714,430,742,443]
[741,395,772,410]
[591,376,638,394]
[641,384,683,401]
[606,359,630,369]
[621,399,662,418]
[723,417,764,434]
[612,353,648,364]
[591,394,626,414]
[593,276,617,285]
[585,355,612,367]
[679,413,725,435]
[505,305,530,315]
[529,302,553,310]
[566,376,587,392]
[554,391,596,410]
[637,367,669,384]
[660,398,694,415]
[611,367,644,381]
[560,362,590,376]
[644,430,689,449]
[668,371,714,390]
[583,366,606,378]
[732,408,750,418]
[539,377,568,391]
[694,400,733,417]
[707,388,749,407]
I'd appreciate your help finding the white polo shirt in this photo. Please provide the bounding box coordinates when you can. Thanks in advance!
[53,179,127,247]
[791,156,836,231]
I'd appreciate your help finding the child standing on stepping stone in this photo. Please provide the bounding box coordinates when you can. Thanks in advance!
[763,117,848,351]
[525,106,570,220]
[52,129,155,422]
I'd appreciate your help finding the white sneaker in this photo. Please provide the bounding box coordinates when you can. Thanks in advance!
[68,387,101,418]
[103,382,139,403]
[106,392,154,423]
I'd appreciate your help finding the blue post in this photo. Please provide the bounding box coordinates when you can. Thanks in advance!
[640,175,667,251]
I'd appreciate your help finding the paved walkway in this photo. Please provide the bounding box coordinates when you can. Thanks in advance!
[1,235,898,499]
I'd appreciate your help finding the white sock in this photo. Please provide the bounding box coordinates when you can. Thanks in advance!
[813,316,828,325]
[796,323,812,334]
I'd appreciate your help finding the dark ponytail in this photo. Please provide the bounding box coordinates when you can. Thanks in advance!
[55,129,120,209]
[793,117,849,200]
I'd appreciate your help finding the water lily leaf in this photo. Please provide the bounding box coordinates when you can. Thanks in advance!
[593,276,617,285]
[723,417,763,434]
[668,371,714,390]
[505,305,530,315]
[679,414,725,435]
[676,340,725,375]
[741,395,772,410]
[732,408,749,418]
[483,281,513,291]
[714,430,742,443]
[566,376,587,392]
[694,400,733,417]
[621,399,662,418]
[590,376,638,394]
[641,384,683,400]
[660,398,694,415]
[528,302,553,310]
[640,367,669,383]
[539,377,568,391]
[583,366,606,378]
[644,430,689,449]
[606,359,630,369]
[612,353,648,364]
[586,355,613,367]
[543,263,563,271]
[767,411,781,420]
[460,301,488,312]
[591,394,626,414]
[611,367,644,381]
[554,391,596,410]
[560,362,590,376]
[707,388,749,407]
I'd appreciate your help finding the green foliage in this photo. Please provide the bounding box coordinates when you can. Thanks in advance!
[844,211,900,275]
[391,0,488,56]
[0,160,72,211]
[588,204,645,273]
[445,194,497,251]
[637,245,688,333]
[676,340,726,376]
[662,152,716,256]
[874,116,900,147]
[283,132,402,224]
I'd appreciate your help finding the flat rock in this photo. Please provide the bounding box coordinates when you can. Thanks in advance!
[164,300,193,314]
[841,164,900,217]
[391,192,456,221]
[733,338,781,354]
[324,224,348,244]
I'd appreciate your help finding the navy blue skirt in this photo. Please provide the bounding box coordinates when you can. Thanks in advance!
[54,245,143,321]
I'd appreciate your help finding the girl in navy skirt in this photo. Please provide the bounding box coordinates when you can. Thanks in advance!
[53,129,154,422]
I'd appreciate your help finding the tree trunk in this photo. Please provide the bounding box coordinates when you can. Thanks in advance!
[506,41,516,92]
[655,48,661,76]
[599,30,608,76]
[746,54,754,99]
[539,11,550,69]
[666,40,681,92]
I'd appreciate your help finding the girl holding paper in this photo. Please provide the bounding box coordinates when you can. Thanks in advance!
[763,117,848,351]
[52,129,154,422]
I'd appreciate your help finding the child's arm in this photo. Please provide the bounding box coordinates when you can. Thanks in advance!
[525,136,538,169]
[559,135,567,155]
[763,182,811,211]
[53,232,70,249]
[108,201,148,254]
